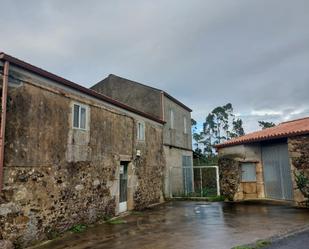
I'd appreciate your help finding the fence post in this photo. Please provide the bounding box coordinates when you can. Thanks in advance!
[200,168,202,197]
[216,166,220,196]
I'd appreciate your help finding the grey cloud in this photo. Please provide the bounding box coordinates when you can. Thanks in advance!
[1,0,308,132]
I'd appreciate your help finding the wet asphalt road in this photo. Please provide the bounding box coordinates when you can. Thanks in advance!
[264,230,309,249]
[30,201,309,249]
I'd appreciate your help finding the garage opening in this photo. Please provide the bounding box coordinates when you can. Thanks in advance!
[262,142,293,200]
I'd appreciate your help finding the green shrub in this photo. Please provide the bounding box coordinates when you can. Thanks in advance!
[69,224,87,233]
[295,171,309,206]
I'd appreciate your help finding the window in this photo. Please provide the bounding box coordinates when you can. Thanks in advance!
[241,163,256,182]
[137,121,145,141]
[73,103,87,130]
[184,116,187,134]
[170,109,174,129]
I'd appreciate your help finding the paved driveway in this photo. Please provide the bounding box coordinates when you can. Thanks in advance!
[264,230,309,249]
[31,201,309,249]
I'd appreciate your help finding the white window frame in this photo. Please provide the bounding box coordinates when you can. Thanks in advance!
[170,109,174,129]
[137,121,145,141]
[72,103,88,130]
[183,116,187,134]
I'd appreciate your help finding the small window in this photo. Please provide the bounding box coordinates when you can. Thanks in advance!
[73,103,87,130]
[170,109,174,129]
[184,116,187,134]
[241,163,256,182]
[137,121,145,141]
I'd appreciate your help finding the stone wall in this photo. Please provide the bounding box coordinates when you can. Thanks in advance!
[288,135,309,206]
[218,143,264,201]
[218,157,241,200]
[0,71,165,247]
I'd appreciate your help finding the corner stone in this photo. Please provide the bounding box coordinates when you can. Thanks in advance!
[0,240,14,249]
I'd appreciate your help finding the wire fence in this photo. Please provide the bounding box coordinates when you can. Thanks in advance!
[170,165,220,197]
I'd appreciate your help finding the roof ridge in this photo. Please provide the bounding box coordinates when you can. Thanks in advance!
[280,116,309,125]
[108,74,163,92]
[106,74,192,112]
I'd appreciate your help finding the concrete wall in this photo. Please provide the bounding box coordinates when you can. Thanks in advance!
[163,146,193,197]
[91,74,162,120]
[0,67,165,247]
[218,143,265,201]
[163,96,192,150]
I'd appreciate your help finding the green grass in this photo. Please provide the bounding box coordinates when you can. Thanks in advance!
[106,217,127,225]
[207,195,226,202]
[69,224,87,233]
[130,211,144,216]
[255,240,271,248]
[232,246,252,249]
[232,240,271,249]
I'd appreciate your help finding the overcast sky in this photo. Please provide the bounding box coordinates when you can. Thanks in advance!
[1,0,308,132]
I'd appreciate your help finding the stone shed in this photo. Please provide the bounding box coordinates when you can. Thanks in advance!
[0,53,166,247]
[216,117,309,207]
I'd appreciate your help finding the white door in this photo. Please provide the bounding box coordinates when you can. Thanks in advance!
[119,162,128,213]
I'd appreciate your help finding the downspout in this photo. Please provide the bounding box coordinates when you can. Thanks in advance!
[0,61,9,192]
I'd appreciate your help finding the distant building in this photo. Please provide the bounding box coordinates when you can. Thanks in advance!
[91,74,194,197]
[215,117,309,207]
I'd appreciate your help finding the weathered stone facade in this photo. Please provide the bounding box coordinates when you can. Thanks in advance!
[0,66,165,247]
[90,74,193,198]
[288,135,309,206]
[218,136,309,206]
[218,144,265,201]
[218,157,241,201]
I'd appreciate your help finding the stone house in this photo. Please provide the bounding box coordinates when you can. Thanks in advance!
[0,53,166,247]
[215,117,309,206]
[91,74,193,197]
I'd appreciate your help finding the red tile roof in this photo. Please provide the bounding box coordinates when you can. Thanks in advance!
[216,117,309,148]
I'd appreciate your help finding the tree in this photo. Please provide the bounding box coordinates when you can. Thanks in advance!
[230,118,245,138]
[258,121,276,129]
[201,103,244,156]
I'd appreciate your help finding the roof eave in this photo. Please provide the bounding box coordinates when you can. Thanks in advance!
[215,130,309,149]
[163,92,192,112]
[0,53,165,124]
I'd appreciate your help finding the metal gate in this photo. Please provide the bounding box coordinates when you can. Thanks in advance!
[169,165,220,197]
[182,156,193,194]
[262,143,293,200]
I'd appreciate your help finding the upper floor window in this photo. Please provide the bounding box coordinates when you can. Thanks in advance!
[137,121,145,141]
[184,116,187,134]
[73,103,87,130]
[170,109,174,129]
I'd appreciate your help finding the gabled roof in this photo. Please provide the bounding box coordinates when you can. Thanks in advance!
[216,117,309,148]
[0,52,164,124]
[98,74,192,112]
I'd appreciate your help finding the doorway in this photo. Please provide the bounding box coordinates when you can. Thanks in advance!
[119,161,128,213]
[262,143,293,200]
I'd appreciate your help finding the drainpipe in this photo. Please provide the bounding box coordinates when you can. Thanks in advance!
[0,61,9,192]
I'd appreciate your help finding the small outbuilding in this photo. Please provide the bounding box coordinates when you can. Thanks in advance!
[216,117,309,206]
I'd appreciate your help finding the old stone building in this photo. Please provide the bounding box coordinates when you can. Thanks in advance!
[91,74,193,197]
[0,53,166,247]
[216,117,309,207]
